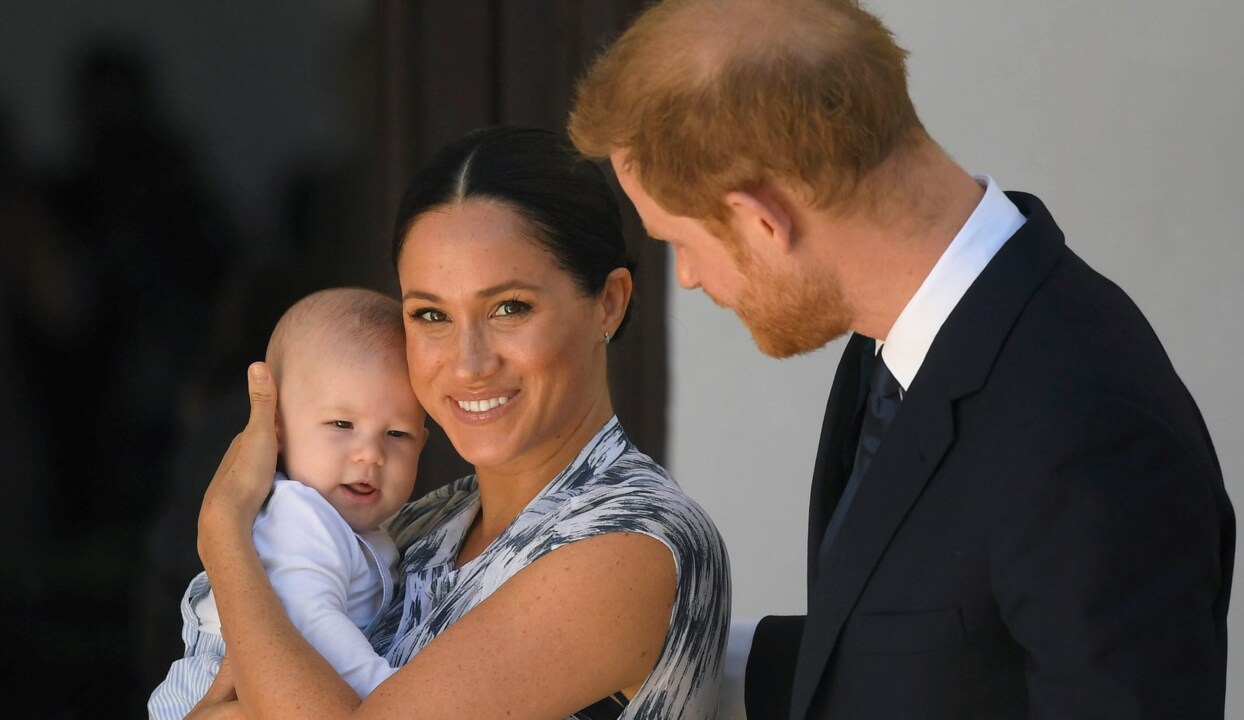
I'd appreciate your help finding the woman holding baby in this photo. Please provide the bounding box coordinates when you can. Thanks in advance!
[189,127,730,720]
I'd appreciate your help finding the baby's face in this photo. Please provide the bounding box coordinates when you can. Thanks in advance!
[277,350,426,533]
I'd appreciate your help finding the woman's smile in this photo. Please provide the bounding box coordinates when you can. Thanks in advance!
[455,394,512,413]
[450,390,518,423]
[398,199,613,480]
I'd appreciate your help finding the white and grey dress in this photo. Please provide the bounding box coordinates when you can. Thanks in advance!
[368,417,731,719]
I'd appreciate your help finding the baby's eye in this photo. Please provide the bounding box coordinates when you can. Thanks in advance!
[494,299,531,318]
[332,420,353,429]
[387,429,411,439]
[410,308,447,323]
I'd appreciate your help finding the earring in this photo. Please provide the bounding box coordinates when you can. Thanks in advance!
[603,331,612,346]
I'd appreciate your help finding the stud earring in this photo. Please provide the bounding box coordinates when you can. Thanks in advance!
[603,332,612,345]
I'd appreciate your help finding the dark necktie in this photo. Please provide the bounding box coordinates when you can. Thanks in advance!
[818,351,903,565]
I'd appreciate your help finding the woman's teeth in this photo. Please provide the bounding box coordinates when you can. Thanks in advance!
[458,396,509,413]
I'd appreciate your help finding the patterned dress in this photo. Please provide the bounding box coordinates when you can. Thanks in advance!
[367,417,731,719]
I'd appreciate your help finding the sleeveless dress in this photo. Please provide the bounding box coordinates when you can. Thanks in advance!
[367,417,731,719]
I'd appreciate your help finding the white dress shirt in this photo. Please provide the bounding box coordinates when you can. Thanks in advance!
[718,176,1026,719]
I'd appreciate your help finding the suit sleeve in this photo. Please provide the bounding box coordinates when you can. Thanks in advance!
[254,483,398,697]
[990,395,1229,718]
[744,615,805,718]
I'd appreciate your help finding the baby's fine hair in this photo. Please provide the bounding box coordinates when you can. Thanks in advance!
[265,287,405,381]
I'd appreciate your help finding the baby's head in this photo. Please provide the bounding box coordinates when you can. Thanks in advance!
[266,287,426,533]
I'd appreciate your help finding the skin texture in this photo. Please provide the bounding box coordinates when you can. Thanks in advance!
[610,152,851,357]
[277,348,425,533]
[397,199,631,552]
[609,146,983,347]
[191,201,677,719]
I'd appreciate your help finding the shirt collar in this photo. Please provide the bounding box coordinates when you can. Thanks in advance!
[879,175,1026,390]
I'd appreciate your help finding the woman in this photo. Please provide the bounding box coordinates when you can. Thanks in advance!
[192,127,730,719]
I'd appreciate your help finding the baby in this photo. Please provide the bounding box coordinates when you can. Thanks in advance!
[149,287,426,719]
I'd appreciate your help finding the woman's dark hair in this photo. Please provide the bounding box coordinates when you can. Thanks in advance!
[392,126,636,339]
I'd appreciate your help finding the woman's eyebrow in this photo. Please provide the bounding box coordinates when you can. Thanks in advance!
[403,281,541,303]
[476,280,540,297]
[403,289,440,302]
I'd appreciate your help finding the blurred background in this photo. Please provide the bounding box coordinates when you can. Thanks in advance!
[3,1,1242,717]
[0,1,665,716]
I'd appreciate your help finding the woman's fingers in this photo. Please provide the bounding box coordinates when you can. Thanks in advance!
[221,362,279,501]
[243,362,278,446]
[186,656,241,719]
[208,655,240,703]
[200,363,281,541]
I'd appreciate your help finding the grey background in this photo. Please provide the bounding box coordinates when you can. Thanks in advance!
[665,0,1244,711]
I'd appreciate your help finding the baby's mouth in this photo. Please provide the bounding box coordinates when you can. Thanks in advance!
[343,482,377,497]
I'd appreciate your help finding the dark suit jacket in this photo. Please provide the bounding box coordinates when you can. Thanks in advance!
[745,193,1234,719]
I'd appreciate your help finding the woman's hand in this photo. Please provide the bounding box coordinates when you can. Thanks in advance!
[199,362,280,565]
[186,656,244,720]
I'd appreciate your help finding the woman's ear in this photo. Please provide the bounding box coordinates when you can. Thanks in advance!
[724,188,794,255]
[599,267,634,337]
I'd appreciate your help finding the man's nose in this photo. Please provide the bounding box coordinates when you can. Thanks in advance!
[672,247,701,290]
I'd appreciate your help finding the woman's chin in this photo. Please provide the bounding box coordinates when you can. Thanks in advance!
[441,433,515,473]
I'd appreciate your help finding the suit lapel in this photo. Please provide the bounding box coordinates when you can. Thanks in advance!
[788,192,1068,720]
[791,366,956,719]
[806,334,873,587]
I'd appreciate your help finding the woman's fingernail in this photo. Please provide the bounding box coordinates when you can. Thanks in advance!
[249,363,267,383]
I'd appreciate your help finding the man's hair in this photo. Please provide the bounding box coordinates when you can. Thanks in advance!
[266,287,405,382]
[569,0,926,221]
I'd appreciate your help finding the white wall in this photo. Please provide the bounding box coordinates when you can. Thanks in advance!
[666,0,1244,709]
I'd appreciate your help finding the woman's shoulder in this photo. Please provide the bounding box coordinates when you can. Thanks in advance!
[558,448,730,719]
[538,444,727,557]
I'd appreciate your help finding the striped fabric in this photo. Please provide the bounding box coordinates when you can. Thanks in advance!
[368,417,731,719]
[148,477,398,719]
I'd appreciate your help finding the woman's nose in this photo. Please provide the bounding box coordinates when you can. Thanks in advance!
[455,325,501,379]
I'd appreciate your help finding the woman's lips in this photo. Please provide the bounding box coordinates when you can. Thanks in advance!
[450,391,517,423]
[456,395,510,412]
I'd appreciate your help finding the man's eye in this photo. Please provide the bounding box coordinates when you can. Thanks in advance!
[495,300,531,317]
[332,420,353,429]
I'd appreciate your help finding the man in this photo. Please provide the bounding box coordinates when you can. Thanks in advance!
[569,0,1233,718]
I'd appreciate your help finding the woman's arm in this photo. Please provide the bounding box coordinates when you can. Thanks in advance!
[186,656,244,720]
[197,364,677,720]
[197,363,362,715]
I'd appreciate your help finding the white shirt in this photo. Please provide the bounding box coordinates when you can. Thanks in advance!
[195,477,400,697]
[718,176,1026,719]
[879,176,1026,388]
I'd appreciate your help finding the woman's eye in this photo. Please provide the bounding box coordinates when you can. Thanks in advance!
[332,420,353,429]
[494,300,531,318]
[411,308,446,323]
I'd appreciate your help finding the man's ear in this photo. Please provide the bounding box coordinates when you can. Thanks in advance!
[724,188,794,255]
